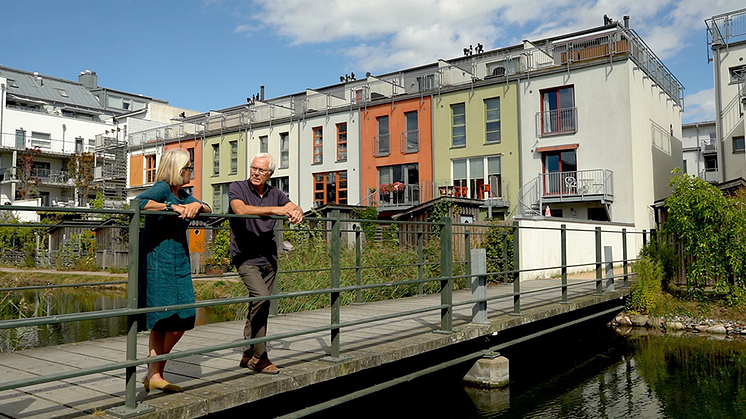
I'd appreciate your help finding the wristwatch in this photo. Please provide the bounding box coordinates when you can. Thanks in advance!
[165,201,173,211]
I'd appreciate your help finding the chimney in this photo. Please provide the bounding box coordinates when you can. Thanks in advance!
[78,70,98,90]
[260,85,265,101]
[623,15,630,28]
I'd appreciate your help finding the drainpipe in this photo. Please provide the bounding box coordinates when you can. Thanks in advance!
[713,45,725,183]
[0,82,5,148]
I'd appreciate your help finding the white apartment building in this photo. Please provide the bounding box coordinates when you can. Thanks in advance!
[682,121,717,182]
[706,8,746,184]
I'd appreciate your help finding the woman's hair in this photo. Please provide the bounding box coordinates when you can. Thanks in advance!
[252,153,276,172]
[155,149,191,186]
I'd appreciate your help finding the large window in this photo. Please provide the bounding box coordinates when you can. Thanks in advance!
[280,133,289,169]
[542,149,577,194]
[230,141,238,174]
[375,116,390,156]
[451,103,466,147]
[451,156,501,199]
[485,98,501,143]
[733,136,745,153]
[269,176,289,195]
[313,127,323,164]
[188,147,195,180]
[540,86,576,136]
[145,154,157,184]
[403,111,419,153]
[212,183,230,214]
[259,135,268,153]
[15,129,25,149]
[336,123,347,162]
[30,131,51,149]
[314,171,347,206]
[212,144,220,176]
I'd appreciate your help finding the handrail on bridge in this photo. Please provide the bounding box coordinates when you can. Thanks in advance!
[0,202,644,417]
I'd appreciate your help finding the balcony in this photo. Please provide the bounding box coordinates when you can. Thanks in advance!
[436,176,511,208]
[401,130,419,153]
[700,138,718,154]
[0,167,70,185]
[373,134,391,157]
[377,183,420,211]
[536,107,577,137]
[700,168,719,184]
[518,169,614,215]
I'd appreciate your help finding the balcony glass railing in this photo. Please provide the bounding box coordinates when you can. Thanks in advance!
[377,183,420,209]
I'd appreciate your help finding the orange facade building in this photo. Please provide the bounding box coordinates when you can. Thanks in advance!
[360,97,433,215]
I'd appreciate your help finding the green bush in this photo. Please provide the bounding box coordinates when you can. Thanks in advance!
[627,256,664,314]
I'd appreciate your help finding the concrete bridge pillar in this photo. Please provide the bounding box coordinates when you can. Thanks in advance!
[462,352,509,388]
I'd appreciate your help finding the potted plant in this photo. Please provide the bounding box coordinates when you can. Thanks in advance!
[220,257,231,273]
[205,256,222,276]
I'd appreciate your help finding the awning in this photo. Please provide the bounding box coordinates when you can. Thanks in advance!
[535,143,579,153]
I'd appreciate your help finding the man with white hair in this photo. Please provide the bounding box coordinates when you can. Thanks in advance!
[229,153,303,374]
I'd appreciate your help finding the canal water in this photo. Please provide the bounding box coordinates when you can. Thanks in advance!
[3,290,746,418]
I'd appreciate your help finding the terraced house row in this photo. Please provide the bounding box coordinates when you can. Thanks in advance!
[2,15,698,237]
[125,17,684,233]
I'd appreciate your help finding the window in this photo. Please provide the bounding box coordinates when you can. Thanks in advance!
[145,155,157,184]
[451,103,466,147]
[39,191,50,207]
[403,111,419,153]
[314,171,347,206]
[230,141,238,174]
[375,116,390,156]
[212,183,230,214]
[259,135,268,153]
[734,136,745,153]
[540,86,576,136]
[485,98,501,143]
[378,164,420,206]
[355,89,365,104]
[56,88,68,98]
[7,79,19,88]
[188,147,195,179]
[15,129,26,149]
[729,65,746,84]
[313,127,323,164]
[212,144,220,176]
[336,123,347,161]
[417,75,434,92]
[450,156,501,199]
[542,149,577,194]
[75,137,84,154]
[30,131,51,149]
[280,133,289,169]
[269,176,290,195]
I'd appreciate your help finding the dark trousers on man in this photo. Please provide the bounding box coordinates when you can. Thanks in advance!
[238,264,275,358]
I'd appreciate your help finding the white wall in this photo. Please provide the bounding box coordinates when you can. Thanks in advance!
[515,217,644,281]
[714,41,746,182]
[2,108,111,153]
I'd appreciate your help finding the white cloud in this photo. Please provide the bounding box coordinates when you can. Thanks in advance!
[683,87,716,123]
[237,0,745,73]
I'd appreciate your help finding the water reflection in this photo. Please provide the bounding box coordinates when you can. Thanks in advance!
[0,289,240,352]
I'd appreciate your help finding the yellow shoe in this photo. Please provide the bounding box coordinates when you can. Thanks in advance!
[143,377,182,393]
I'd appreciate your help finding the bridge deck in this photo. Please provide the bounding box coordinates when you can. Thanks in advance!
[0,275,628,419]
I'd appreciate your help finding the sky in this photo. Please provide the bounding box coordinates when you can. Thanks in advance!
[1,0,743,124]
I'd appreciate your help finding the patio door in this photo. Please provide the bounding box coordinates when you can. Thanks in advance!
[543,150,576,194]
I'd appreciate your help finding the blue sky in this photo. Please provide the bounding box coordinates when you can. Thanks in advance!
[1,0,743,124]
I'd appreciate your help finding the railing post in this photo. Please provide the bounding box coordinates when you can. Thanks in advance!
[561,224,568,303]
[354,225,363,305]
[439,216,453,332]
[107,199,155,417]
[512,220,521,315]
[417,229,424,296]
[471,248,488,324]
[329,210,343,359]
[605,245,615,292]
[595,227,603,295]
[465,227,472,290]
[642,229,647,246]
[622,228,630,288]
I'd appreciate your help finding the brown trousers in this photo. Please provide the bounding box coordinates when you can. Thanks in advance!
[238,264,275,358]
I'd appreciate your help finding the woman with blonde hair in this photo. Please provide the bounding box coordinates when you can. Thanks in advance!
[136,148,211,393]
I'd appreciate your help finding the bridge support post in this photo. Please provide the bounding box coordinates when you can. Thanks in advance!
[463,352,510,388]
[471,248,488,324]
[438,216,453,333]
[560,224,569,303]
[107,200,155,418]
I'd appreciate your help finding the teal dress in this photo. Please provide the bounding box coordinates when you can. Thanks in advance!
[136,181,199,331]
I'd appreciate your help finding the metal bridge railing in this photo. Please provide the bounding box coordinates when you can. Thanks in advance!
[0,203,641,417]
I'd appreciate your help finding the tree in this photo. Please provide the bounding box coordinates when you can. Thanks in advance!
[16,147,41,200]
[68,152,96,206]
[663,172,746,302]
